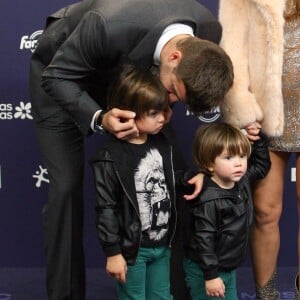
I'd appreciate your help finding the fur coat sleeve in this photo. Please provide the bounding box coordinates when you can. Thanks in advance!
[219,0,286,136]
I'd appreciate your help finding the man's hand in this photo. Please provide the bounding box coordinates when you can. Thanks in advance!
[183,173,204,201]
[102,108,138,139]
[106,254,128,283]
[205,277,225,298]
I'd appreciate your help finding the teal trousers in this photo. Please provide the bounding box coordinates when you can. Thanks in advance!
[116,246,173,300]
[183,257,238,300]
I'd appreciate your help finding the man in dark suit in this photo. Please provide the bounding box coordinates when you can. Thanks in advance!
[30,0,233,299]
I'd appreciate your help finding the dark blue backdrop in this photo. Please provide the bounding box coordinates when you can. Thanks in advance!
[0,0,297,271]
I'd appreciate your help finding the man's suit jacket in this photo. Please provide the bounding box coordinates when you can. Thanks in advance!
[30,0,221,135]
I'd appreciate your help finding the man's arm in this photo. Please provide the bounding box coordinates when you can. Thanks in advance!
[41,11,109,135]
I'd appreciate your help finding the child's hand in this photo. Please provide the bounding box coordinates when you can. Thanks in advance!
[106,254,128,283]
[205,277,225,298]
[243,122,261,142]
[183,173,204,201]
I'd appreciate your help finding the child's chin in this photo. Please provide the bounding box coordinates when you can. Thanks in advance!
[150,129,161,135]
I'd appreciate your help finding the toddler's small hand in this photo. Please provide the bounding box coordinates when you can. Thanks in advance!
[244,122,261,142]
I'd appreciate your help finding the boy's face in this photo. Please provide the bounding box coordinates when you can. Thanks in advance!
[208,149,248,188]
[135,109,166,135]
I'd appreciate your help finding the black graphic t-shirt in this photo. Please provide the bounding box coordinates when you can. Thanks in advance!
[124,138,171,247]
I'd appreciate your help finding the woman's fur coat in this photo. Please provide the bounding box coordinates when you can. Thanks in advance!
[219,0,286,136]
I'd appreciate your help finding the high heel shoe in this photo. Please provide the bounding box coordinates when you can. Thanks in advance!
[255,271,280,300]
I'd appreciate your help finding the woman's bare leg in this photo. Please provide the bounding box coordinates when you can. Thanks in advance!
[251,151,290,296]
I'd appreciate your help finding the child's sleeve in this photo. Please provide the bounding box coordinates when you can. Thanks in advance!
[190,201,220,280]
[90,154,122,258]
[247,134,271,182]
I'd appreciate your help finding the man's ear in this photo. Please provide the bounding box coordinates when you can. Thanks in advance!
[168,50,182,63]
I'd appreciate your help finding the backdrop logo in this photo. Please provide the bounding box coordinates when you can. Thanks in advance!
[20,30,43,53]
[240,291,295,299]
[186,106,220,123]
[14,102,33,119]
[291,167,296,182]
[0,294,11,300]
[33,165,49,188]
[0,102,33,120]
[240,292,255,300]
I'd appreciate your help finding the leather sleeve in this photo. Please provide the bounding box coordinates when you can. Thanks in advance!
[246,135,271,182]
[91,154,123,258]
[190,201,220,280]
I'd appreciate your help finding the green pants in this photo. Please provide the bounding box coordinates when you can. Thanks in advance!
[183,257,238,300]
[116,246,173,300]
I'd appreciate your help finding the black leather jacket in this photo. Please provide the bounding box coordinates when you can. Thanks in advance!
[90,133,178,265]
[185,137,271,280]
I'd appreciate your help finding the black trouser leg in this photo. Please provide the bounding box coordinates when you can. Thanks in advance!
[35,115,85,300]
[161,123,191,300]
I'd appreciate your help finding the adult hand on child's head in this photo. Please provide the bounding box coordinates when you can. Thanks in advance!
[102,108,139,139]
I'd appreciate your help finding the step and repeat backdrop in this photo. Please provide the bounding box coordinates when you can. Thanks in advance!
[0,0,297,271]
